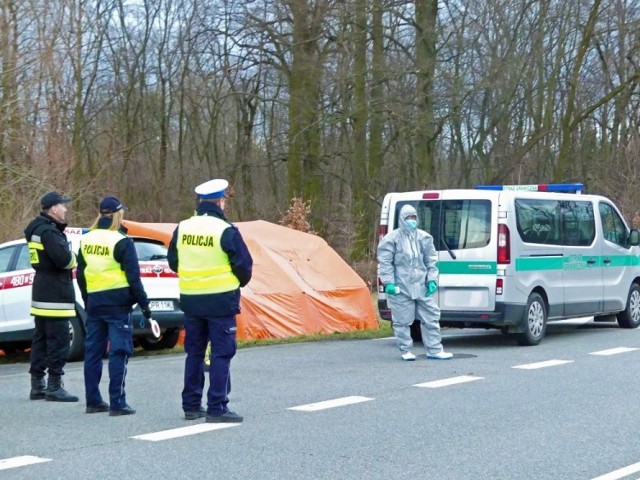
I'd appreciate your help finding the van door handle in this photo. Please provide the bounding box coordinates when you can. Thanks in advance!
[603,258,611,265]
[587,258,596,265]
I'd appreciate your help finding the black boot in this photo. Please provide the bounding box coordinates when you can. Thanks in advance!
[45,375,79,402]
[30,375,46,400]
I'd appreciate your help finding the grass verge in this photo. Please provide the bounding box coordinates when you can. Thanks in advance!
[0,320,393,364]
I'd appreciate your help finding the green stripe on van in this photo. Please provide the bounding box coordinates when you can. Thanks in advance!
[605,255,640,267]
[516,257,564,271]
[439,255,640,275]
[439,261,497,274]
[515,255,640,271]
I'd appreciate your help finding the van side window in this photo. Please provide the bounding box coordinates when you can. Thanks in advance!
[599,202,627,246]
[394,200,491,251]
[560,201,595,246]
[515,199,559,245]
[394,201,426,230]
[441,200,491,249]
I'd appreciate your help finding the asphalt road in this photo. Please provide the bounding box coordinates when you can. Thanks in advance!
[2,319,640,480]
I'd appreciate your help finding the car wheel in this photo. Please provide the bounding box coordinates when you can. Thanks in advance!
[138,328,181,351]
[516,292,547,346]
[617,283,640,329]
[67,316,86,361]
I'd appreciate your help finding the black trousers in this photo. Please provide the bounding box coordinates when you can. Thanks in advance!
[28,317,70,377]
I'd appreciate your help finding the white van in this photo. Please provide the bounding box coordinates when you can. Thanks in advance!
[377,183,640,345]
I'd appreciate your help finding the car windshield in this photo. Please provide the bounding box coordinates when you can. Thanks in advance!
[134,239,168,261]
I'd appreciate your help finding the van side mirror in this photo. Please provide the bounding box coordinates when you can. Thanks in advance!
[628,229,640,247]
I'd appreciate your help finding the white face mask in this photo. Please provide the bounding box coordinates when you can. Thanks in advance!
[405,219,417,230]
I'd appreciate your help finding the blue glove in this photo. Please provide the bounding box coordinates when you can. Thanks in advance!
[426,280,438,296]
[385,283,398,296]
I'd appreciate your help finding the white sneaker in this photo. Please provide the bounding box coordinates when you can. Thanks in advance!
[427,351,453,360]
[401,351,416,361]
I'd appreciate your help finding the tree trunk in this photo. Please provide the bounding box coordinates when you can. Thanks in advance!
[414,0,438,184]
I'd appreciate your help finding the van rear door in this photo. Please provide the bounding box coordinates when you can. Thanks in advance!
[382,190,497,318]
[437,190,496,315]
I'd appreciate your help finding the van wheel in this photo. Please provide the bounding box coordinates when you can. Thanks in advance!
[410,321,423,343]
[617,283,640,329]
[67,317,86,361]
[138,328,181,351]
[516,293,547,346]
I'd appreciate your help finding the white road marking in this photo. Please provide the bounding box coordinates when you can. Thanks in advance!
[288,396,374,412]
[512,359,574,370]
[589,347,639,356]
[131,423,239,441]
[0,456,51,471]
[413,375,484,388]
[591,461,640,480]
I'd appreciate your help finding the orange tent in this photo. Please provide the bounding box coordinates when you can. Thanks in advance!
[123,220,377,340]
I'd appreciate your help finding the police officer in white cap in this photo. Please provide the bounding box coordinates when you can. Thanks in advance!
[168,179,253,422]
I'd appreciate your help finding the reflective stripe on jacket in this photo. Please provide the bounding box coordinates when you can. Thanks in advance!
[80,229,129,293]
[176,215,240,295]
[30,300,76,318]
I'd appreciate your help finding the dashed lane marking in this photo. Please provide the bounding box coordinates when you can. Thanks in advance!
[591,461,640,480]
[131,423,240,441]
[512,359,574,370]
[413,375,484,388]
[0,456,51,471]
[288,396,374,412]
[589,347,639,356]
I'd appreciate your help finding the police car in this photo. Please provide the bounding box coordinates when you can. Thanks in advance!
[377,183,640,345]
[0,228,184,360]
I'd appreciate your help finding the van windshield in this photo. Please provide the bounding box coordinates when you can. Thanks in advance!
[394,200,491,251]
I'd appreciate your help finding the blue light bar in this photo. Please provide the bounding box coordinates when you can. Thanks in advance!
[475,183,584,193]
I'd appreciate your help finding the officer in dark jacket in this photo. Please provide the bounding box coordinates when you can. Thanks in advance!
[168,179,253,423]
[77,196,152,416]
[24,191,79,402]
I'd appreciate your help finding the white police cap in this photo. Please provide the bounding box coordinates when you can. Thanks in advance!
[194,179,229,199]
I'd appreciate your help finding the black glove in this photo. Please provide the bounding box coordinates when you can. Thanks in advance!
[141,305,152,320]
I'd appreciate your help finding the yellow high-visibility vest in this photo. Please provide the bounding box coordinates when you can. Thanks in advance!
[176,215,239,295]
[80,229,129,293]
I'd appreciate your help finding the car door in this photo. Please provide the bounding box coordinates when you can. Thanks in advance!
[0,242,35,335]
[0,245,16,323]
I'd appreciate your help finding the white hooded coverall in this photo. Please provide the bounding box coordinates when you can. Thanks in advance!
[376,204,445,355]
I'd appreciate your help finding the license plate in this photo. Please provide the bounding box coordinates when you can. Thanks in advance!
[149,300,174,312]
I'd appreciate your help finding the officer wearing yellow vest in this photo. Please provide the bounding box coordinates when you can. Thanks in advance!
[168,179,253,422]
[77,196,151,416]
[24,191,79,402]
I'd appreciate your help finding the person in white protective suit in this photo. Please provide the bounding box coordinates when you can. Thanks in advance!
[377,204,453,361]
